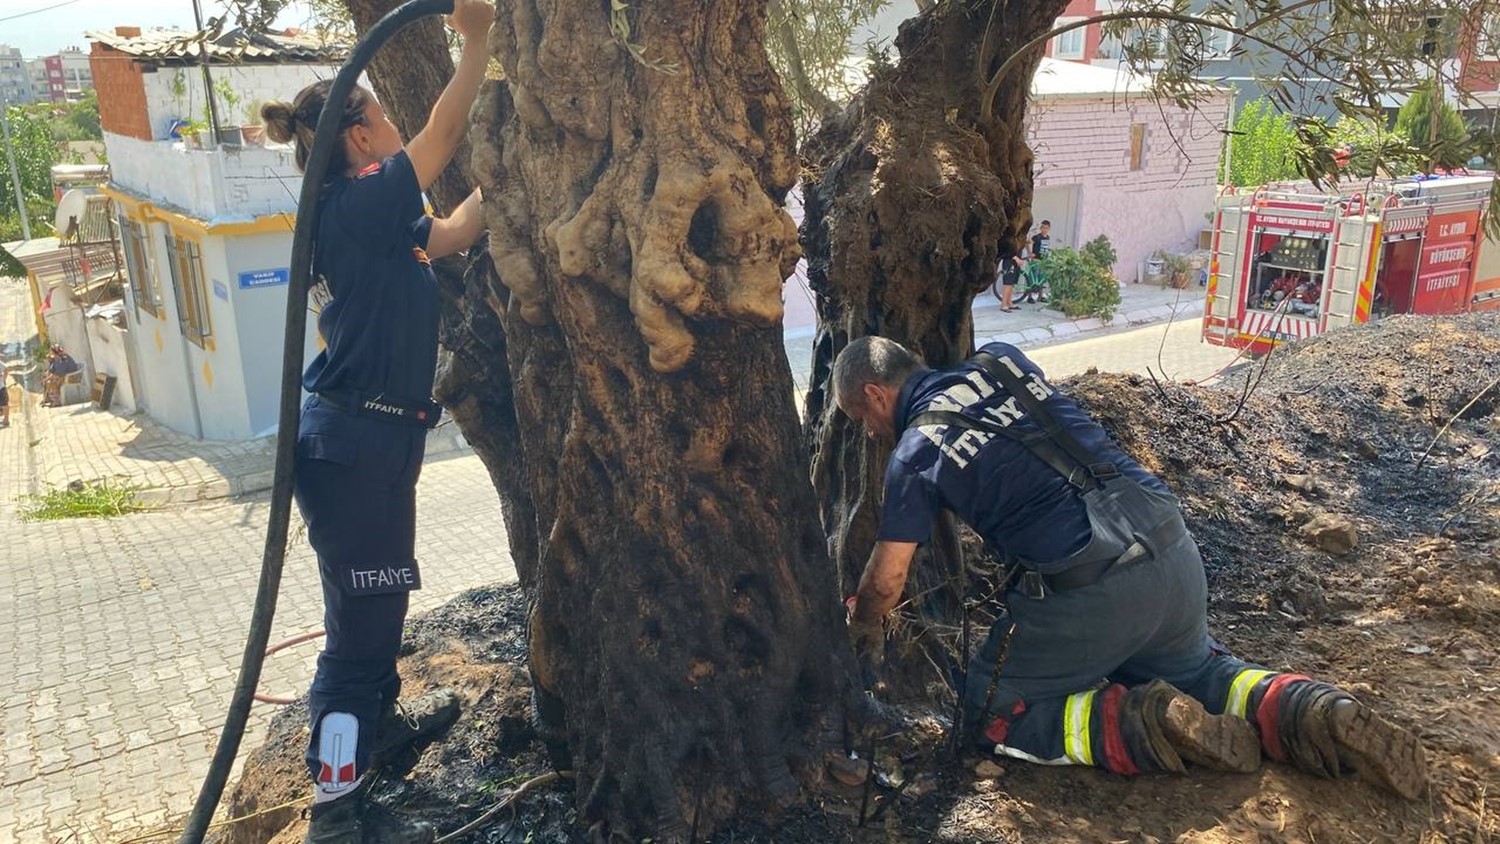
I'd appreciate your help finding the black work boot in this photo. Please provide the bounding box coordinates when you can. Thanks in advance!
[1268,680,1428,799]
[304,780,436,844]
[1122,680,1261,774]
[369,688,461,777]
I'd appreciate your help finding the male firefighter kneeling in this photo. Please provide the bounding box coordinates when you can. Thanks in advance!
[835,336,1427,797]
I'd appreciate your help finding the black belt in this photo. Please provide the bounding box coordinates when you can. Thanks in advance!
[315,389,441,429]
[1016,516,1188,600]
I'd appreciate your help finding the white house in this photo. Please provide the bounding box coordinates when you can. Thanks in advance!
[88,26,344,439]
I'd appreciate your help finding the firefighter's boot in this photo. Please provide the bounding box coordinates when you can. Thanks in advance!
[1257,678,1428,799]
[1123,680,1261,774]
[369,688,460,777]
[304,780,436,844]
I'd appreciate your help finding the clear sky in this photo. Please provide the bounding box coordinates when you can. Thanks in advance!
[2,0,318,58]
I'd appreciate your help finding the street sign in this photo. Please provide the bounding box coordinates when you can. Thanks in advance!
[238,268,290,289]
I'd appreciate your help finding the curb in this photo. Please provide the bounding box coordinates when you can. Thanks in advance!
[977,299,1205,349]
[129,427,474,508]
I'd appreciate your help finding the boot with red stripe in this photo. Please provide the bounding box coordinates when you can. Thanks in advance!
[1254,676,1428,799]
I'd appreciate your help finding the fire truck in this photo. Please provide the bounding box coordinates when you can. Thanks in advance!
[1202,174,1500,354]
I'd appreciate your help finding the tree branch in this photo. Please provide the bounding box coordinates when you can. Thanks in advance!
[979,9,1367,123]
[772,1,840,119]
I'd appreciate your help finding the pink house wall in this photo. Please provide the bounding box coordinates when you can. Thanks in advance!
[1028,94,1230,281]
[779,92,1234,333]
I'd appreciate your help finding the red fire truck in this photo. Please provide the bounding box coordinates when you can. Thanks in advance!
[1202,174,1500,354]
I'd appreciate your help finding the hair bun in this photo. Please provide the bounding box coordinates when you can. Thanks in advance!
[261,101,297,143]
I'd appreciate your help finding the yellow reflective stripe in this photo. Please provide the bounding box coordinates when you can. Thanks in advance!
[1226,669,1275,718]
[1062,690,1098,766]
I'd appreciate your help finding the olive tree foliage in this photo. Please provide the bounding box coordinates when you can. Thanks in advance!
[763,0,891,134]
[975,0,1500,231]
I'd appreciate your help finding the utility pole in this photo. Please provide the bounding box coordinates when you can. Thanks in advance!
[191,0,222,146]
[0,88,33,241]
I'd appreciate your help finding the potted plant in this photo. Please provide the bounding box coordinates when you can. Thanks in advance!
[179,119,211,150]
[1152,250,1194,289]
[239,100,267,146]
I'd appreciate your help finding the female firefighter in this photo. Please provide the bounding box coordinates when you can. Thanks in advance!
[260,0,492,839]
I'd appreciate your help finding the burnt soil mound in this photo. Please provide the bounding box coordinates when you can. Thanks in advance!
[218,314,1499,843]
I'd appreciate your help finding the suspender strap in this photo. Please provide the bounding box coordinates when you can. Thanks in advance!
[971,351,1121,489]
[907,409,1098,491]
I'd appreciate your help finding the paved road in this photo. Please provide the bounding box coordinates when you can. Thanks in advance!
[0,274,1236,841]
[0,276,515,841]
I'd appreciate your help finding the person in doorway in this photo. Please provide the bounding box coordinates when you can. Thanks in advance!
[1,361,10,427]
[992,245,1023,312]
[261,1,492,840]
[1020,220,1051,303]
[41,344,80,407]
[836,336,1427,798]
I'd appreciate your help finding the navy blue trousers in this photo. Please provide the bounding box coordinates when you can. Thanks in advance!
[964,526,1279,770]
[292,397,427,794]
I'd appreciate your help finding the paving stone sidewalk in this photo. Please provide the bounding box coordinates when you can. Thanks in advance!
[26,399,472,506]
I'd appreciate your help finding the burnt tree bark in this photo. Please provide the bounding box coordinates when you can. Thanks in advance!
[801,1,1064,691]
[467,2,855,839]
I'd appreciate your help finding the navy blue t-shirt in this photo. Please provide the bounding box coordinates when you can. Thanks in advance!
[303,150,439,403]
[879,342,1169,566]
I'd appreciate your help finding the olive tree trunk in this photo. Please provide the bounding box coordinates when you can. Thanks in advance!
[801,1,1063,691]
[464,2,854,839]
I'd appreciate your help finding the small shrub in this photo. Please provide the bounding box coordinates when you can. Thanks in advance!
[1036,246,1121,321]
[19,480,150,520]
[1080,235,1117,271]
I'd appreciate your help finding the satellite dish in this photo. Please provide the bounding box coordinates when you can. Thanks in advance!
[54,189,91,238]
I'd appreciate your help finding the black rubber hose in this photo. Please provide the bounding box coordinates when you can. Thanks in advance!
[176,2,455,840]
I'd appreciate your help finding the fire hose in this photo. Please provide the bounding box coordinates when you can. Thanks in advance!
[174,1,455,840]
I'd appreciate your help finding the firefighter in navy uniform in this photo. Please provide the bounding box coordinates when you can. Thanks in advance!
[836,336,1428,797]
[260,1,493,840]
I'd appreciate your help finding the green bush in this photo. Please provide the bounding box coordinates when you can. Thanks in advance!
[1036,244,1121,321]
[1394,79,1474,172]
[1080,235,1117,271]
[1220,99,1302,186]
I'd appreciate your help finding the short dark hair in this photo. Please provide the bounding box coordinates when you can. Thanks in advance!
[1040,220,1051,227]
[832,336,925,408]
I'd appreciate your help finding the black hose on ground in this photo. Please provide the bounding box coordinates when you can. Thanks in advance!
[176,2,455,840]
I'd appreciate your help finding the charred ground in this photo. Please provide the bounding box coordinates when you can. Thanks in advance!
[220,314,1499,843]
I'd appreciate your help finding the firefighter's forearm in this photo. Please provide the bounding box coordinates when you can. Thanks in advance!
[853,541,918,626]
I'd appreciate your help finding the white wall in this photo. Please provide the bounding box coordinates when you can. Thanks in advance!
[222,232,320,435]
[122,220,202,437]
[185,234,254,439]
[84,318,138,414]
[104,133,304,222]
[139,63,340,141]
[40,286,93,385]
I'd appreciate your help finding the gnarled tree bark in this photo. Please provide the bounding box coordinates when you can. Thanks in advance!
[801,1,1063,694]
[471,2,855,839]
[341,0,547,587]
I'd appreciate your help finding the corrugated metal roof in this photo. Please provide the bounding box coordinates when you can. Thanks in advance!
[86,27,348,63]
[7,234,120,294]
[58,195,116,247]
